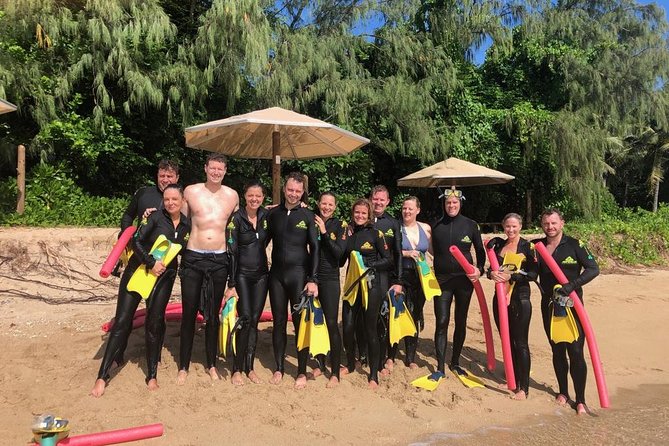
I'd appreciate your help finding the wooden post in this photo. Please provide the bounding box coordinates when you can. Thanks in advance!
[272,130,281,205]
[17,144,25,214]
[303,174,309,202]
[525,189,532,224]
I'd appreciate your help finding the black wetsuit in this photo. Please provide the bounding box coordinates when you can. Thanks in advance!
[120,185,164,232]
[314,215,347,379]
[266,203,320,376]
[97,209,189,383]
[373,212,403,367]
[227,207,269,374]
[431,212,485,373]
[536,234,599,405]
[341,224,392,383]
[488,237,538,395]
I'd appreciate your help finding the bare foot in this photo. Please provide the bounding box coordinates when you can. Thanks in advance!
[312,368,323,378]
[90,379,106,398]
[208,367,221,381]
[231,371,244,386]
[147,378,159,391]
[367,379,379,390]
[247,370,262,384]
[339,366,351,376]
[269,371,283,385]
[408,362,418,370]
[294,374,307,389]
[384,359,394,372]
[176,370,188,385]
[555,394,569,406]
[326,376,339,389]
[576,403,588,415]
[379,368,390,377]
[511,390,527,400]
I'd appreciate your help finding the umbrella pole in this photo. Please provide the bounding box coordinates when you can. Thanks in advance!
[272,130,281,205]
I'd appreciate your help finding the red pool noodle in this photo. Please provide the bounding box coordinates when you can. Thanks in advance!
[486,240,517,390]
[449,245,496,372]
[34,423,163,445]
[99,226,136,278]
[534,241,610,408]
[101,305,203,332]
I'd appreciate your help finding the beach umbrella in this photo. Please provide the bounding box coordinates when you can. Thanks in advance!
[0,98,17,115]
[397,157,514,188]
[185,107,370,204]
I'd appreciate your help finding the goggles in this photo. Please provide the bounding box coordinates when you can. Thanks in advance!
[438,187,465,200]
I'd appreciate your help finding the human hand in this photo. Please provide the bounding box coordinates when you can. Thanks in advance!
[142,208,157,219]
[224,287,237,302]
[304,282,318,297]
[151,260,166,276]
[314,215,326,234]
[466,265,480,282]
[391,284,403,294]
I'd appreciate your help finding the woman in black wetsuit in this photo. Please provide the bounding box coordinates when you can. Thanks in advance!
[91,184,190,397]
[312,192,347,388]
[340,198,392,388]
[487,213,538,400]
[226,181,269,385]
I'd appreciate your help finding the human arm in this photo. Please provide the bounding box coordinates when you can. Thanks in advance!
[558,239,600,295]
[131,214,159,270]
[471,222,486,279]
[120,189,141,234]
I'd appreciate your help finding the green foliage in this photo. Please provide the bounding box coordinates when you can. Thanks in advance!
[0,163,127,226]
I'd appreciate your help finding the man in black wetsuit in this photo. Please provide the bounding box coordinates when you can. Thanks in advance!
[370,185,403,373]
[537,208,599,415]
[431,189,485,376]
[266,172,319,389]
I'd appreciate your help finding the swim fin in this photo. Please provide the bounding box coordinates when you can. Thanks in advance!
[127,235,182,299]
[450,365,485,388]
[219,296,237,358]
[501,252,525,301]
[411,371,445,391]
[414,253,441,301]
[295,294,330,357]
[343,251,370,309]
[387,289,417,346]
[550,301,579,344]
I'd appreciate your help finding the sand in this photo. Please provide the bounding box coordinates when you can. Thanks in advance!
[0,227,667,445]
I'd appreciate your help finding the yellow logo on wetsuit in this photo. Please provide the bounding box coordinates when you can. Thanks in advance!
[330,232,336,240]
[360,241,374,251]
[263,220,268,230]
[227,221,235,230]
[562,256,577,265]
[385,228,394,237]
[184,233,189,242]
[461,235,471,243]
[295,220,308,229]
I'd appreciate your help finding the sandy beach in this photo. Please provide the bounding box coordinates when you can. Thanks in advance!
[0,227,667,445]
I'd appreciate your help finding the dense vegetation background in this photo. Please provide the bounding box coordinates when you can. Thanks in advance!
[0,0,668,264]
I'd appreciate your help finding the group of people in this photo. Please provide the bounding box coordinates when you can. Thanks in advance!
[91,154,600,414]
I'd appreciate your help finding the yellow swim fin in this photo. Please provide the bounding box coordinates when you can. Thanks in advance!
[450,365,485,388]
[550,302,579,344]
[296,299,311,352]
[219,296,237,358]
[127,235,182,299]
[307,297,330,357]
[411,371,445,391]
[414,253,441,301]
[501,252,525,301]
[388,289,417,346]
[343,251,370,309]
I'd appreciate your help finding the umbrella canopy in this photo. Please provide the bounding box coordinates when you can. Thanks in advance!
[397,157,515,188]
[185,107,370,203]
[0,98,17,115]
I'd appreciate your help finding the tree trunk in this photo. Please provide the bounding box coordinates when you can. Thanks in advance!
[652,180,659,212]
[525,189,533,224]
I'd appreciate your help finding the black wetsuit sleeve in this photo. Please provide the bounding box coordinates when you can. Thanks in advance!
[226,214,239,288]
[307,215,320,283]
[472,223,485,276]
[131,214,157,269]
[392,218,403,285]
[571,240,599,289]
[367,230,392,271]
[120,190,141,233]
[511,240,538,284]
[322,221,346,264]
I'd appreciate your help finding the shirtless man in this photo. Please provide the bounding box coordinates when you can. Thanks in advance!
[177,153,239,384]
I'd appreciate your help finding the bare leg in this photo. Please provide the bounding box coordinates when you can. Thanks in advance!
[269,371,283,385]
[247,370,262,384]
[90,379,106,398]
[231,371,244,386]
[176,370,188,385]
[147,379,159,391]
[294,374,307,390]
[326,376,339,389]
[208,367,221,381]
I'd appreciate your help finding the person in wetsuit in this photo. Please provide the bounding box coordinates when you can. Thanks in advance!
[265,172,319,389]
[178,153,239,384]
[312,191,347,388]
[398,196,433,368]
[226,181,269,386]
[369,185,403,374]
[340,198,392,389]
[536,208,599,415]
[91,184,190,397]
[487,213,538,400]
[431,189,485,376]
